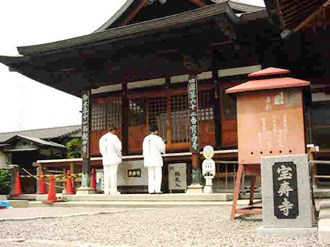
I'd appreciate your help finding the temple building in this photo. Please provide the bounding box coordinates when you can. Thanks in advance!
[0,0,329,193]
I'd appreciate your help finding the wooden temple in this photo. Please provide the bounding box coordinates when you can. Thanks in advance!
[0,0,330,193]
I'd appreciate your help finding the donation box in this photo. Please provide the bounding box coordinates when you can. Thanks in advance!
[226,67,310,170]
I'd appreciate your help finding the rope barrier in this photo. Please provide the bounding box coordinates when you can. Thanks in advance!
[21,168,66,189]
[19,173,82,179]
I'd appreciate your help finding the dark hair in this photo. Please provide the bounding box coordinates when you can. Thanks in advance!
[149,126,158,132]
[109,126,117,132]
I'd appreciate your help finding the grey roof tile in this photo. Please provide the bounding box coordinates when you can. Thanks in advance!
[0,125,81,143]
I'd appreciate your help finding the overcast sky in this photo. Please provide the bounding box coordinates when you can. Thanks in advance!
[0,0,264,133]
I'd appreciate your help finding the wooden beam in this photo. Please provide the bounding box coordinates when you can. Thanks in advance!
[293,0,330,33]
[190,0,207,7]
[120,0,148,26]
[274,0,286,28]
[122,82,129,155]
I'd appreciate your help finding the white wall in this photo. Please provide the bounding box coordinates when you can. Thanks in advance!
[0,151,7,168]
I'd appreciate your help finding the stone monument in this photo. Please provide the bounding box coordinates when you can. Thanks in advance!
[168,163,187,193]
[258,154,315,234]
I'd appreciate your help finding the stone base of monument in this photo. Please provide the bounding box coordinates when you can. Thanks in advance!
[76,187,96,195]
[257,226,317,236]
[186,184,203,194]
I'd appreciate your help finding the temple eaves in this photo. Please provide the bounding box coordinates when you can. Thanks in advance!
[4,2,264,57]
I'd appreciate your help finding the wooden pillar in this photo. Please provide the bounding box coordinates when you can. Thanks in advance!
[212,68,221,149]
[122,82,129,155]
[187,74,203,192]
[77,90,95,194]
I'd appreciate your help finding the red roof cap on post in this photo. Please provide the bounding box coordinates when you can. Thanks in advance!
[225,67,310,94]
[248,67,290,77]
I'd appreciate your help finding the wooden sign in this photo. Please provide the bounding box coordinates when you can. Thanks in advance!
[273,161,299,219]
[81,91,91,159]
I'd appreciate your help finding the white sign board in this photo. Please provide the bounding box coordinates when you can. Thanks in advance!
[202,159,216,177]
[117,160,148,186]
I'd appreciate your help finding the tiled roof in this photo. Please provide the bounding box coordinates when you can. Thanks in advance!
[0,125,81,143]
[4,135,66,149]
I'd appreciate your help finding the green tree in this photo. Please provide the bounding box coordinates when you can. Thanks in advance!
[66,138,82,159]
[0,169,11,194]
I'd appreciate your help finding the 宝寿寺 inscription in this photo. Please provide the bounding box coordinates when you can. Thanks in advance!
[272,162,299,219]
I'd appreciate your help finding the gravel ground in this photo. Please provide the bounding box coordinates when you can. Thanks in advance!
[0,207,129,221]
[0,206,321,247]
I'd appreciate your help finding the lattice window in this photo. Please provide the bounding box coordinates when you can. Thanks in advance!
[198,90,214,121]
[171,94,189,143]
[91,102,106,131]
[148,97,167,140]
[129,99,146,126]
[107,100,122,128]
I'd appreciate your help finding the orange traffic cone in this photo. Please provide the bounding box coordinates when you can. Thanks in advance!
[90,169,97,192]
[38,171,46,194]
[11,172,22,196]
[65,170,75,194]
[43,175,57,204]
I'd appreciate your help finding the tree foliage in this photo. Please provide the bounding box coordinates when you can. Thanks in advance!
[0,169,11,194]
[66,138,82,159]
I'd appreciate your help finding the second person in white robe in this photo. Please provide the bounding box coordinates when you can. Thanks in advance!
[142,126,166,194]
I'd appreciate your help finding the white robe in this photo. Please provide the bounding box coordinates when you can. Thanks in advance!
[142,133,165,193]
[142,133,166,167]
[99,132,122,166]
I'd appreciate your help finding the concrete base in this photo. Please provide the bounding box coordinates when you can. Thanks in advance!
[319,218,330,245]
[75,187,96,195]
[257,226,317,236]
[0,195,8,200]
[318,199,330,245]
[203,185,213,194]
[9,194,36,200]
[29,199,240,208]
[186,184,203,194]
[17,193,233,202]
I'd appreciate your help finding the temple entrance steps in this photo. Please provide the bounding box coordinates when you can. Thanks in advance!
[10,193,238,208]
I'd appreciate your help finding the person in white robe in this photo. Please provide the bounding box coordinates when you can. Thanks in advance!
[99,126,122,195]
[142,126,166,194]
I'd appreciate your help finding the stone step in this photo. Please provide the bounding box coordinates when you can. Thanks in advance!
[12,193,233,202]
[29,200,247,208]
[313,188,330,198]
[318,199,330,245]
